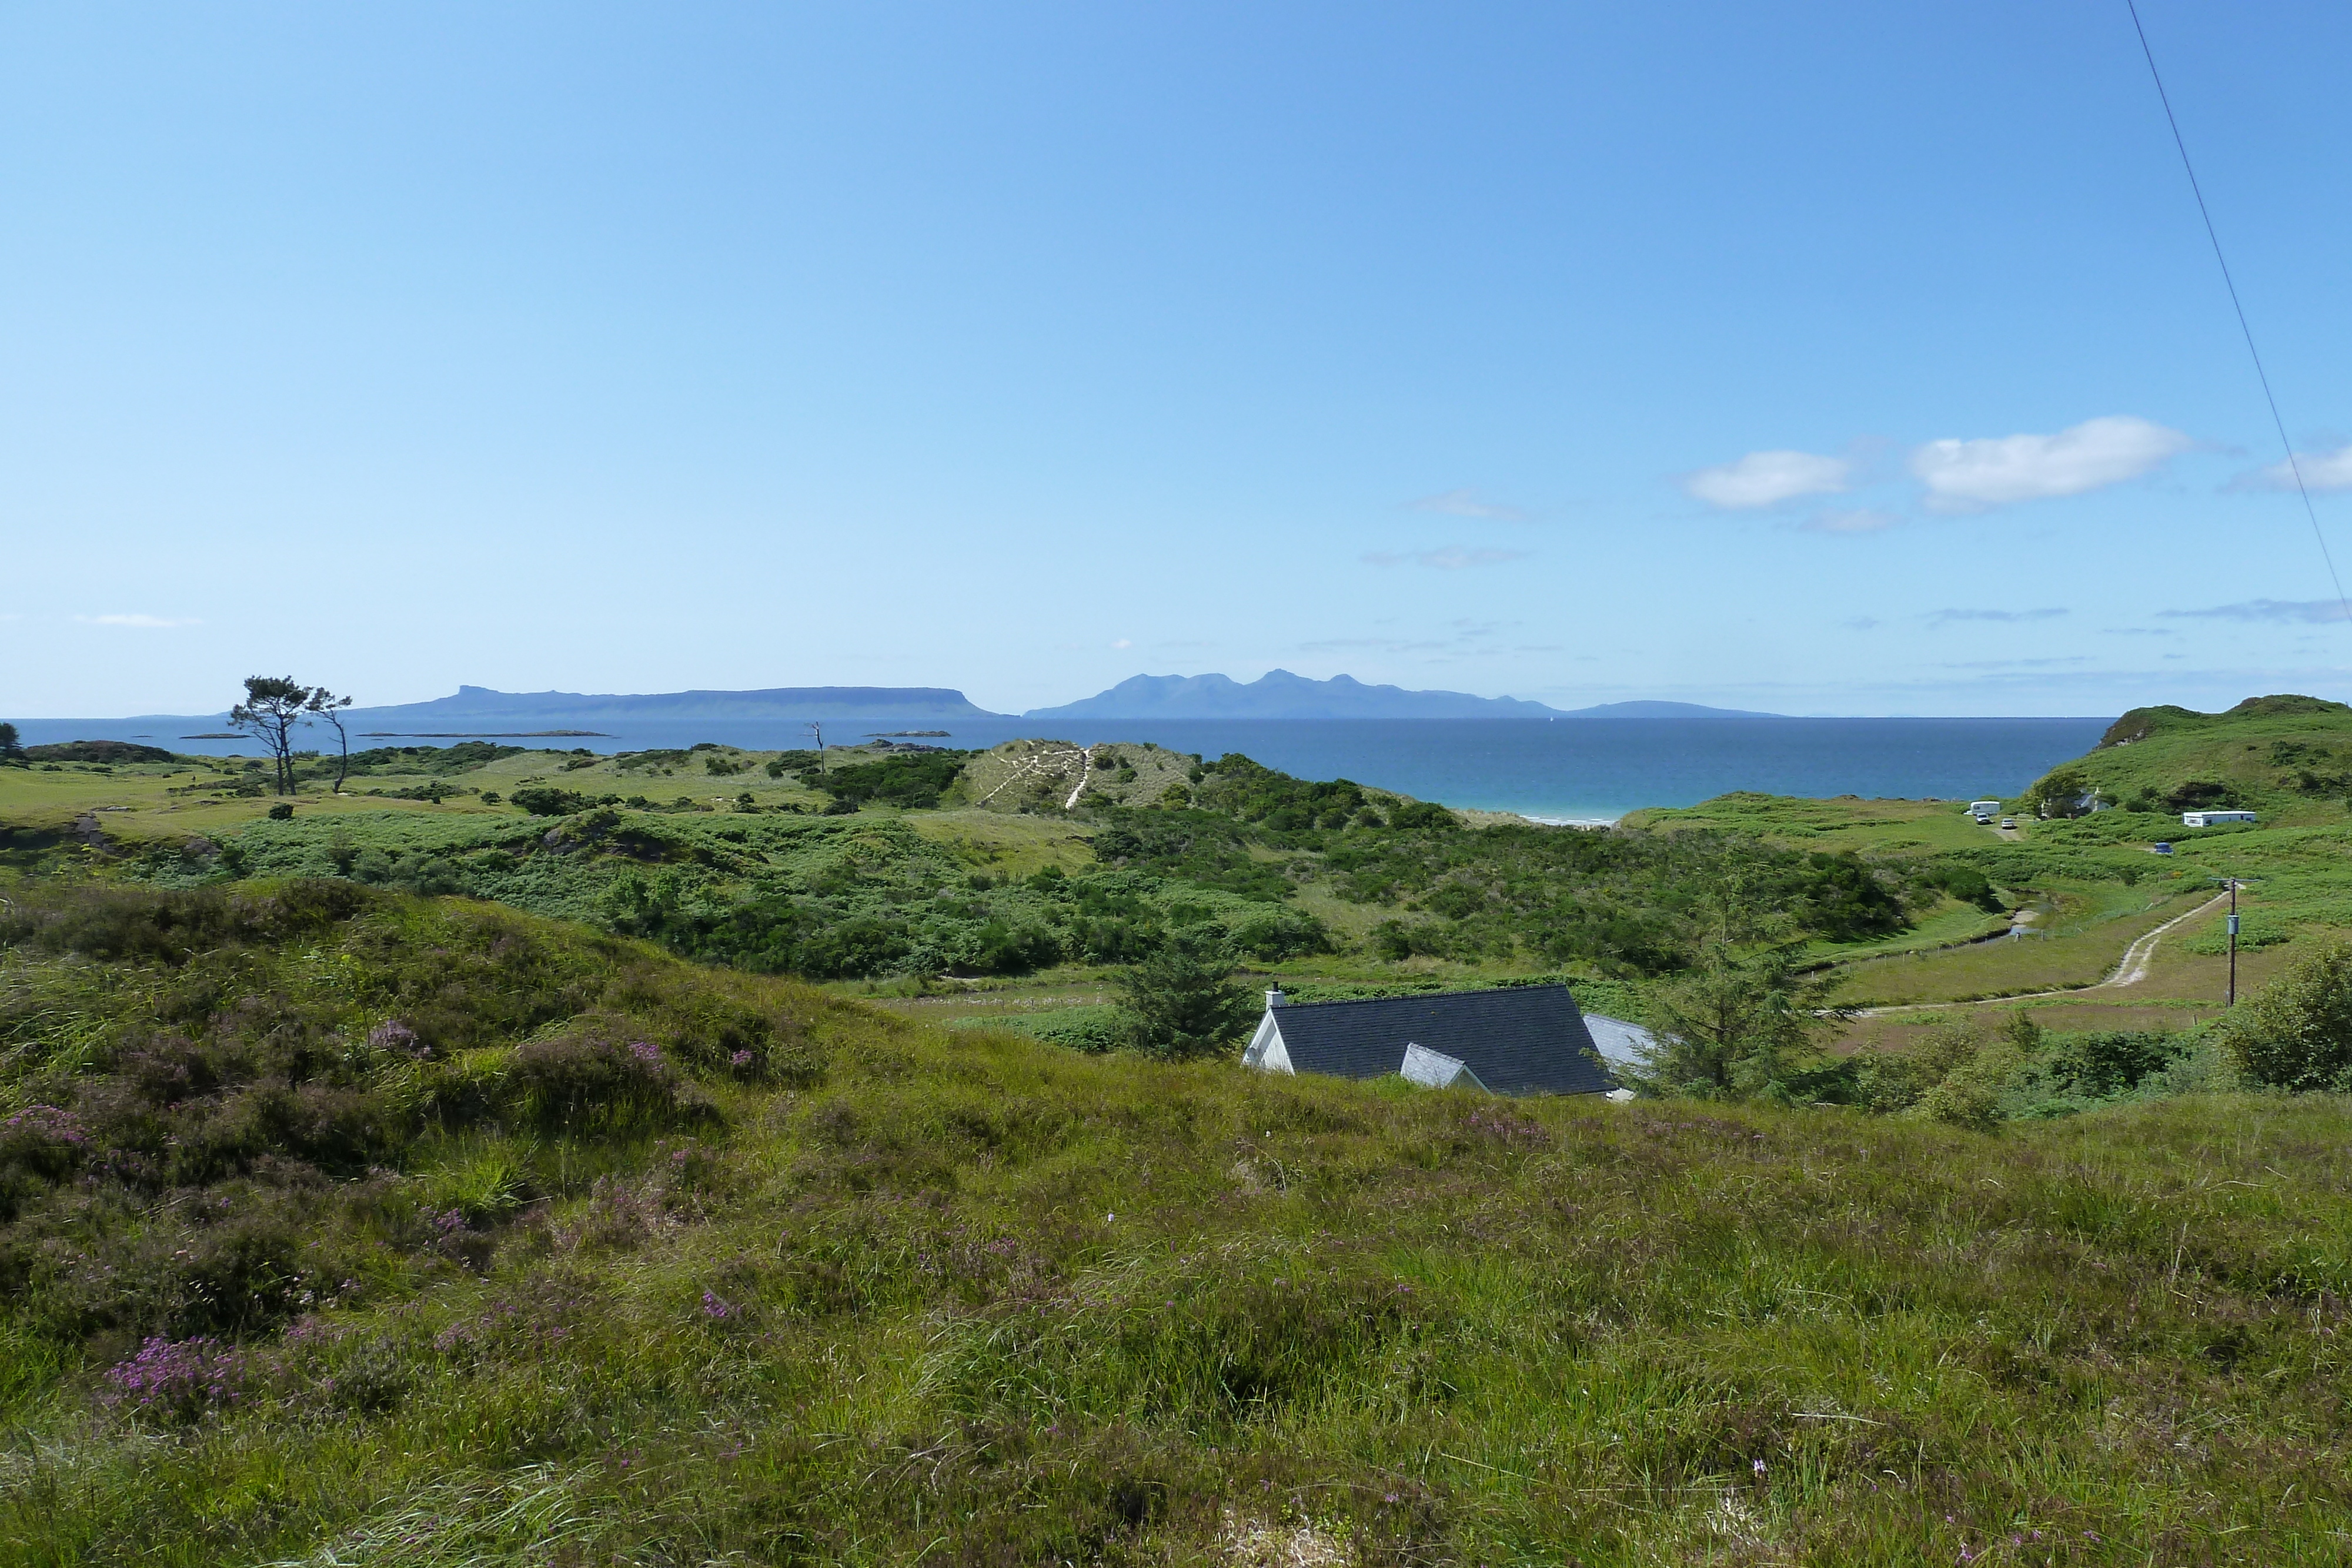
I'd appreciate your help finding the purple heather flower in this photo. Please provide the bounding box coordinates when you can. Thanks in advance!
[629,1040,661,1064]
[701,1290,735,1319]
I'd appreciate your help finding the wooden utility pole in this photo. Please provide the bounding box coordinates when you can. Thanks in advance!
[2227,878,2240,1007]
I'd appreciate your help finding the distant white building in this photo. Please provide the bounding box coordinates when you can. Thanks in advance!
[2182,809,2257,827]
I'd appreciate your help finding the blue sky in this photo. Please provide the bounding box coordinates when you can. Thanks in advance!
[6,1,2350,718]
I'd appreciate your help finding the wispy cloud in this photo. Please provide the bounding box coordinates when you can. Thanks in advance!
[2234,442,2352,493]
[1942,655,2093,670]
[1111,638,1133,649]
[1297,636,1456,654]
[1840,616,1882,631]
[76,613,200,628]
[1926,607,2068,627]
[1298,617,1552,657]
[1683,449,1849,509]
[1361,547,1531,570]
[1910,415,2191,511]
[2159,598,2352,624]
[1406,488,1529,521]
[1802,507,1897,534]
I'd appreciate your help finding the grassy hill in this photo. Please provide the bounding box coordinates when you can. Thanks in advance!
[2039,694,2352,823]
[5,882,2351,1564]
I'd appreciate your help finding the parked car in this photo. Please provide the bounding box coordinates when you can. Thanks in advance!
[2153,842,2174,856]
[1999,817,2016,830]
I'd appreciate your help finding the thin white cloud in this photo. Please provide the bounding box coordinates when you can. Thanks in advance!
[1408,488,1529,521]
[76,613,201,628]
[2159,598,2351,624]
[1801,507,1897,534]
[1361,547,1531,570]
[2237,443,2352,493]
[1910,415,2191,511]
[1926,607,2068,627]
[1683,450,1850,509]
[1111,638,1133,649]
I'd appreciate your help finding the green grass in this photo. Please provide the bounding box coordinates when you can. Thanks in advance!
[1627,791,2007,854]
[1828,886,2210,1007]
[5,883,2352,1563]
[2040,696,2352,825]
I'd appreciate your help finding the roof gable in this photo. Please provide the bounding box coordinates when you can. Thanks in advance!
[1264,984,1613,1096]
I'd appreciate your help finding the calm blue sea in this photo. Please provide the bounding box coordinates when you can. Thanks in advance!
[13,714,2112,823]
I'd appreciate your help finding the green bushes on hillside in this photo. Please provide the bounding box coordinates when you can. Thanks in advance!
[2223,939,2352,1091]
[815,750,970,809]
[0,882,819,1356]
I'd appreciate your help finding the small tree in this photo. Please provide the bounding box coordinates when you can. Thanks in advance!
[1112,940,1255,1060]
[1628,944,1846,1101]
[0,723,22,765]
[2023,765,2093,819]
[2224,940,2352,1092]
[229,677,312,796]
[306,688,356,793]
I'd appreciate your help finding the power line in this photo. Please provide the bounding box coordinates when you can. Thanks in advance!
[2124,0,2350,627]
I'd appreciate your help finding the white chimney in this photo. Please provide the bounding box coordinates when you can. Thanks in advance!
[1265,987,1285,1009]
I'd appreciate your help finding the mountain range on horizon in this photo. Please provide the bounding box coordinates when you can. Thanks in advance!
[1021,670,1778,720]
[92,674,1780,728]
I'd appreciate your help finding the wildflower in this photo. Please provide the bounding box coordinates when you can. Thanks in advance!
[103,1337,248,1417]
[701,1290,736,1320]
[730,1049,754,1067]
[629,1040,662,1064]
[1753,1459,1766,1476]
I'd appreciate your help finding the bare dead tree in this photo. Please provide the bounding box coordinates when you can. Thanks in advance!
[307,688,356,793]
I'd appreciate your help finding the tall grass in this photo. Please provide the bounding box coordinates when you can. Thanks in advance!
[4,885,2351,1563]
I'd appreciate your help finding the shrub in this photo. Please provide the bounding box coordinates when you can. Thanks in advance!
[1111,944,1255,1060]
[1226,908,1332,961]
[510,785,590,817]
[103,1336,252,1421]
[266,802,294,821]
[820,753,969,810]
[504,1029,715,1133]
[2224,941,2352,1091]
[0,882,371,965]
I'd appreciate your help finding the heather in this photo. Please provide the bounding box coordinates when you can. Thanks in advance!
[2,884,2350,1563]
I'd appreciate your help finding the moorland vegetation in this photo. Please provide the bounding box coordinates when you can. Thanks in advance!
[9,693,2352,1559]
[2,879,2351,1563]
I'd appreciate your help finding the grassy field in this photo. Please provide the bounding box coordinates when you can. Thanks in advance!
[1626,792,2006,854]
[14,699,2352,1044]
[6,881,2352,1565]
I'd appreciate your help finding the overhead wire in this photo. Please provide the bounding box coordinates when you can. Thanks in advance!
[2124,0,2350,627]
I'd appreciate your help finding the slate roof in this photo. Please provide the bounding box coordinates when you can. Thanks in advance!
[1261,984,1614,1096]
[1581,1013,1656,1072]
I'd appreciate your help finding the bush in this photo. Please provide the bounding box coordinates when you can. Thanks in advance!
[1385,801,1460,832]
[2224,941,2352,1091]
[503,1028,715,1133]
[1111,944,1255,1060]
[819,753,969,810]
[511,785,591,817]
